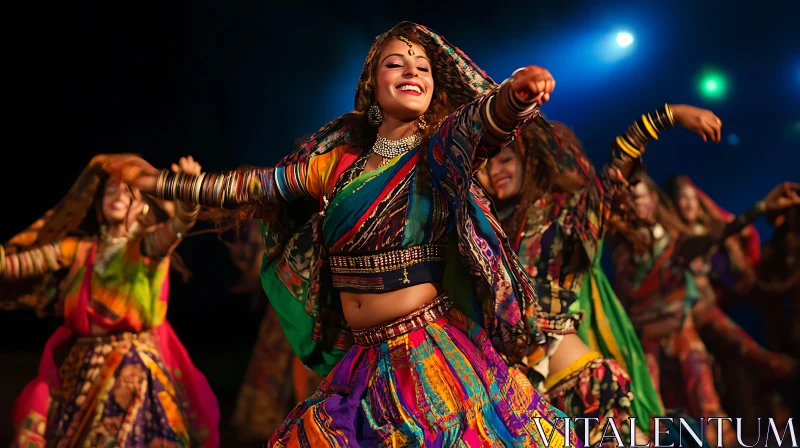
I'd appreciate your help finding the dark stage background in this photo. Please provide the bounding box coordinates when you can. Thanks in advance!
[1,0,798,444]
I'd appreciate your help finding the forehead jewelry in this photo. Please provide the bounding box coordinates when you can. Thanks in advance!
[398,36,415,56]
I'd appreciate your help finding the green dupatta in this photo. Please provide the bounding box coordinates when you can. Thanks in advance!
[575,238,664,433]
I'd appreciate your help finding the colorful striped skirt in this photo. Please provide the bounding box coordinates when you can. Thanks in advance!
[11,325,219,448]
[269,294,582,447]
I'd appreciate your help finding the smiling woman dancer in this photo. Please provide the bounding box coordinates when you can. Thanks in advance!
[101,22,583,447]
[1,157,219,447]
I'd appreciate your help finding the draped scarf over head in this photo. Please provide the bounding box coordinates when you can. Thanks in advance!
[260,21,545,376]
[0,155,187,312]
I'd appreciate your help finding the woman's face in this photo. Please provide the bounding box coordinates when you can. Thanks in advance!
[486,147,524,200]
[677,184,700,224]
[374,37,434,123]
[102,181,134,225]
[632,181,658,222]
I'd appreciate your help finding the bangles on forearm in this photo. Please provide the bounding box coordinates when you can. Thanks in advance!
[482,78,540,143]
[1,242,63,280]
[155,168,279,207]
[614,104,676,159]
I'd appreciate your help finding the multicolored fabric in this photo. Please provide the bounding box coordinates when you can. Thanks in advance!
[611,227,733,444]
[504,123,629,366]
[259,21,544,378]
[656,314,738,446]
[612,226,698,340]
[497,122,652,440]
[544,353,640,447]
[270,307,581,447]
[10,239,219,447]
[576,239,663,433]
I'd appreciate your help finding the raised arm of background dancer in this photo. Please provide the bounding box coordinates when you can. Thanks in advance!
[676,182,800,264]
[429,66,552,191]
[0,237,80,280]
[563,104,722,260]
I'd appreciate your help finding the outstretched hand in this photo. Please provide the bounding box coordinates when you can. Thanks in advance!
[509,66,556,105]
[763,182,800,212]
[670,104,723,143]
[171,155,201,177]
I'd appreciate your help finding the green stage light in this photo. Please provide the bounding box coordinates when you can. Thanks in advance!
[698,70,727,100]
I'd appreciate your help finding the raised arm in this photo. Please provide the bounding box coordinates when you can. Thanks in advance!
[1,237,79,280]
[563,104,723,260]
[674,182,800,265]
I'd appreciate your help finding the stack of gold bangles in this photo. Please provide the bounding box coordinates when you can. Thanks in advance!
[156,168,272,207]
[156,170,210,204]
[0,244,5,276]
[616,103,675,159]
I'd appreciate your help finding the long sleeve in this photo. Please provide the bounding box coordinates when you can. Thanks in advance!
[155,113,357,208]
[1,238,79,280]
[428,80,540,196]
[559,157,633,262]
[154,146,351,208]
[561,105,676,261]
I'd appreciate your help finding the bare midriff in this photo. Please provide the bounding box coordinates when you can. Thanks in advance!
[548,333,593,375]
[341,282,442,330]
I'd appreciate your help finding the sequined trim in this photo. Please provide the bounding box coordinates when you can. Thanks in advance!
[328,244,447,274]
[331,274,385,291]
[351,294,452,346]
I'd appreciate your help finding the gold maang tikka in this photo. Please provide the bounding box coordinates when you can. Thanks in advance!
[397,36,415,56]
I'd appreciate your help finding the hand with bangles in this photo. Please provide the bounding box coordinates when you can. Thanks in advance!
[170,156,202,232]
[508,66,555,105]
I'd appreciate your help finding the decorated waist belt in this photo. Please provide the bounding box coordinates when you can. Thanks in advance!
[351,293,452,346]
[329,244,447,293]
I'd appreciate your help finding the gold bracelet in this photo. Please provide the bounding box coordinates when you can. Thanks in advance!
[0,244,5,275]
[156,169,168,199]
[616,136,642,158]
[483,96,506,137]
[193,172,206,204]
[640,114,659,140]
[665,103,674,125]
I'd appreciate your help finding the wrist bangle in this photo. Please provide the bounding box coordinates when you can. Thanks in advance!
[0,244,5,275]
[615,136,641,158]
[155,169,168,199]
[755,200,767,214]
[665,103,675,125]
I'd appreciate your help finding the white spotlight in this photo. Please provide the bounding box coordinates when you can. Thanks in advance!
[616,32,633,47]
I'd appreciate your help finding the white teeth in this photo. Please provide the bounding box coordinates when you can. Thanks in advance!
[398,85,422,93]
